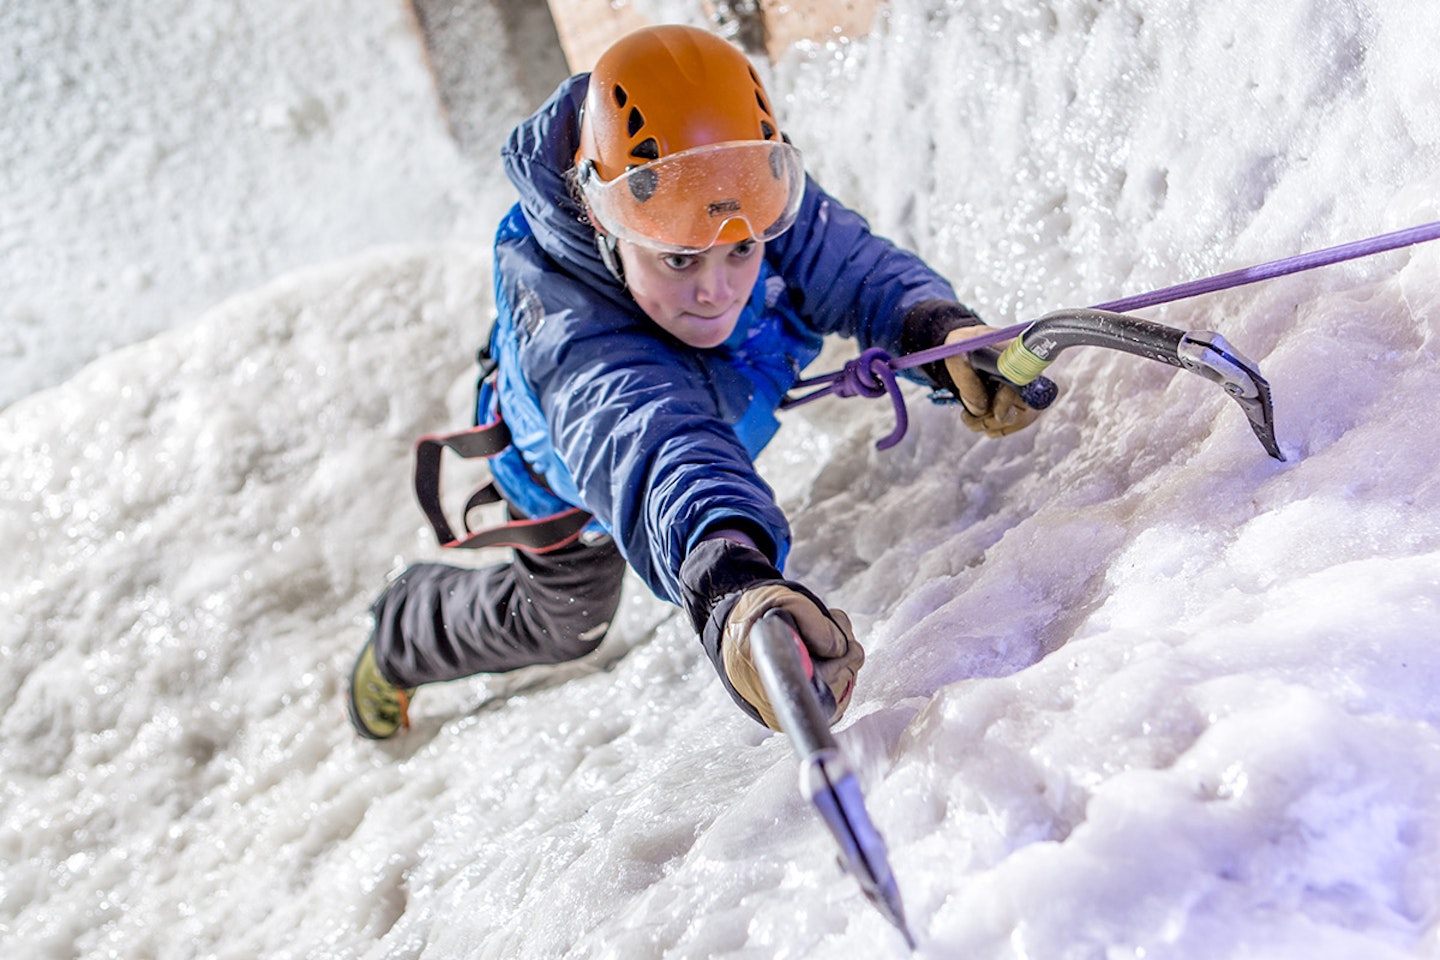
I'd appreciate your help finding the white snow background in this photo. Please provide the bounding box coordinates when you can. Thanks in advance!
[4,0,1440,957]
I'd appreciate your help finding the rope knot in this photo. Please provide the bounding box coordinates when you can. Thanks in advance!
[834,348,894,399]
[779,347,911,449]
[835,348,909,449]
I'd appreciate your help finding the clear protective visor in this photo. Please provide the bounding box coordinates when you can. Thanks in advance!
[580,140,804,254]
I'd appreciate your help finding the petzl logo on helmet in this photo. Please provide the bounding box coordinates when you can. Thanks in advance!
[707,199,742,218]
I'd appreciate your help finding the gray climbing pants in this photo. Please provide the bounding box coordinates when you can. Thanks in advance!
[369,534,628,689]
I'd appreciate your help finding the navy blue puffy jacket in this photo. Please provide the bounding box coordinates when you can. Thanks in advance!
[485,75,961,605]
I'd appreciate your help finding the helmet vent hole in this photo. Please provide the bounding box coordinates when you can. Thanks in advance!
[612,85,628,108]
[630,138,659,161]
[628,167,658,203]
[754,89,771,115]
[627,107,645,137]
[760,121,775,140]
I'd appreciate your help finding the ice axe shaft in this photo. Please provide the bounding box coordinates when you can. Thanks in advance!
[752,613,917,950]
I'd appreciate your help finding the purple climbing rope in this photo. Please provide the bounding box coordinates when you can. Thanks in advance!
[1094,220,1440,313]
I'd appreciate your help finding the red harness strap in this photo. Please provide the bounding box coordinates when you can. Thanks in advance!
[412,417,594,554]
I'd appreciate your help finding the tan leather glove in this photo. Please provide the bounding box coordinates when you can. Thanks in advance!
[942,326,1042,438]
[721,584,864,731]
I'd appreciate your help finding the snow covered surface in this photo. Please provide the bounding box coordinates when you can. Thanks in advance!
[4,0,1440,957]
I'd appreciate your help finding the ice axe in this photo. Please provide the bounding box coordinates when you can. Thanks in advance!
[785,307,1284,461]
[752,611,917,950]
[964,307,1286,461]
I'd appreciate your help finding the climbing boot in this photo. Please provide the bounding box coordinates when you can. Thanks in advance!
[347,640,415,740]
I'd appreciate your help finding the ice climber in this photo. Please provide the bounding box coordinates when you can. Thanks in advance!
[347,23,1041,739]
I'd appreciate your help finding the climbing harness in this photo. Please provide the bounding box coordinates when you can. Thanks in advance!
[412,355,593,555]
[412,416,593,554]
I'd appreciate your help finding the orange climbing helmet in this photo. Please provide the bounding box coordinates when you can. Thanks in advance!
[574,24,805,253]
